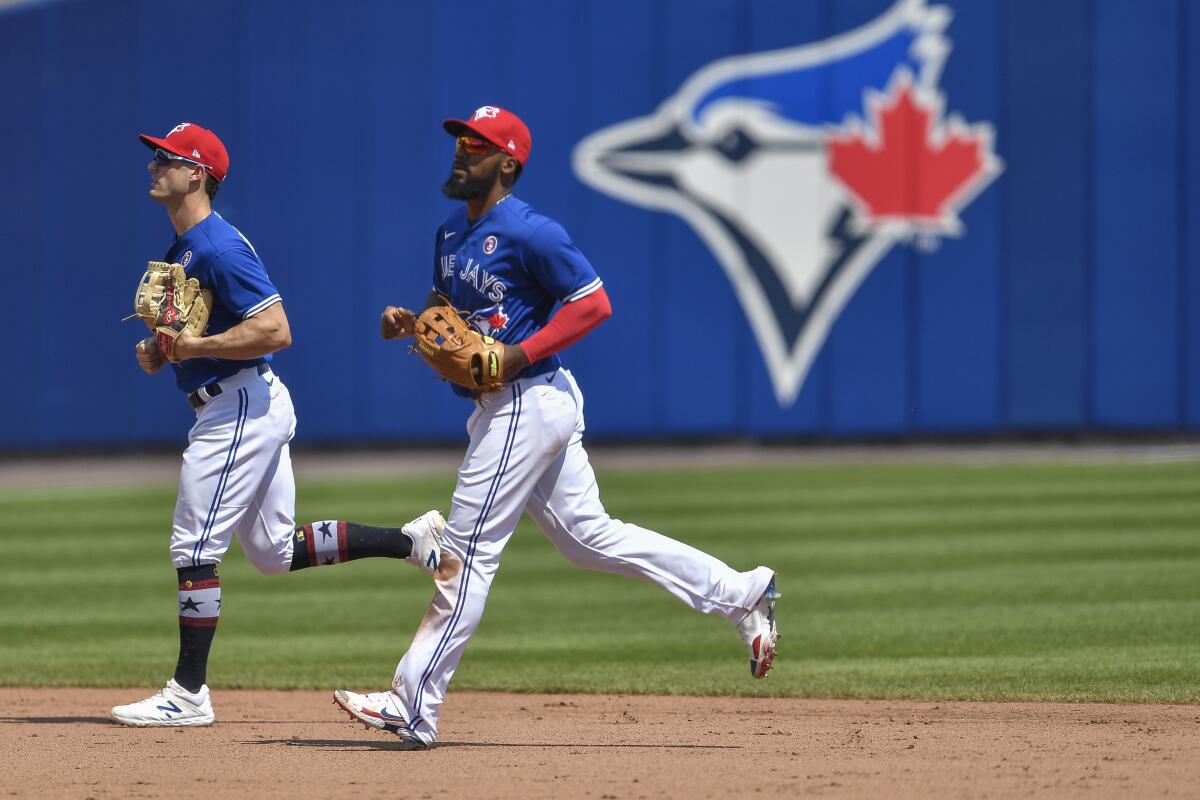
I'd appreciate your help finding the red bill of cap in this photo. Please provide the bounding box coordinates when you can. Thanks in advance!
[139,122,230,182]
[443,105,531,165]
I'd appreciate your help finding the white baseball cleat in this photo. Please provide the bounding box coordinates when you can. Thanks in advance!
[736,573,780,679]
[404,510,446,575]
[111,679,215,727]
[332,688,429,750]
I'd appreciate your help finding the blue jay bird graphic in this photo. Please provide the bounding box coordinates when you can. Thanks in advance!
[573,0,1001,406]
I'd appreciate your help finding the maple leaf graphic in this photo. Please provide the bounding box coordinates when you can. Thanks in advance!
[828,76,997,234]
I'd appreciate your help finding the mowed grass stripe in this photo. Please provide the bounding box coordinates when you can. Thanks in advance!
[806,560,1199,609]
[22,498,1198,543]
[605,478,1200,514]
[3,460,1188,505]
[615,497,1200,531]
[1,460,1197,701]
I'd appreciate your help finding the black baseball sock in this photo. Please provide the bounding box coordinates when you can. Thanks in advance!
[173,563,220,693]
[289,521,414,571]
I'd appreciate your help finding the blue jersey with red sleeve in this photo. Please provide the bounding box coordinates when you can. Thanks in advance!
[163,212,281,393]
[432,195,602,398]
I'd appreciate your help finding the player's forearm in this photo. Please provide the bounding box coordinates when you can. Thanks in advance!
[519,287,612,363]
[183,303,291,360]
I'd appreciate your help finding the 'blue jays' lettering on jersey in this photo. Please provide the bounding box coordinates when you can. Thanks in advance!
[433,195,602,397]
[164,212,281,392]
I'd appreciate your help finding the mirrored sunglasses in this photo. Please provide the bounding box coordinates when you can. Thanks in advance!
[154,148,209,169]
[456,136,497,156]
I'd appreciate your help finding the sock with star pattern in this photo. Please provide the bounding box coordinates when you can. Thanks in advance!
[289,520,414,571]
[173,563,220,693]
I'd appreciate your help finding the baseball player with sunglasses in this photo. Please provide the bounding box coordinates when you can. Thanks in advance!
[333,106,779,749]
[111,123,446,728]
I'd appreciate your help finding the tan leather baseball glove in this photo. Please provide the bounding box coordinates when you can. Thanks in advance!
[131,261,212,360]
[412,303,507,392]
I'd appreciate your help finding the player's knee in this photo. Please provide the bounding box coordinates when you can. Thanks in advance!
[246,554,290,576]
[566,513,617,545]
[558,547,593,569]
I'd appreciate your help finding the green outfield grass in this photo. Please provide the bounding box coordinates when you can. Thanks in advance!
[1,459,1198,702]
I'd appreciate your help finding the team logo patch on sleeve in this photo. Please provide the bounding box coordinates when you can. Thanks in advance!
[573,0,1001,407]
[483,235,498,255]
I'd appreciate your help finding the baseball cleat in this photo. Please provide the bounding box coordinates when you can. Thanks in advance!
[404,510,446,575]
[332,689,430,750]
[111,679,215,727]
[736,574,780,679]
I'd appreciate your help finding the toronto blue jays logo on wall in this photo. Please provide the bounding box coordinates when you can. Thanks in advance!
[573,0,1002,406]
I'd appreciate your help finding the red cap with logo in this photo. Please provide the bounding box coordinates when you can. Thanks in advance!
[139,122,230,182]
[443,106,532,165]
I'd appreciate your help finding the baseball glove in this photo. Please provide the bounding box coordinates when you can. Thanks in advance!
[130,261,212,359]
[412,303,507,392]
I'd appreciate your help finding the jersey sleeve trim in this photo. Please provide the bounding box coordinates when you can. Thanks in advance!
[563,277,603,304]
[243,294,281,319]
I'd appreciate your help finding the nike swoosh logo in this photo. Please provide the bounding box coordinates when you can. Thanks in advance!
[443,231,455,240]
[378,707,408,722]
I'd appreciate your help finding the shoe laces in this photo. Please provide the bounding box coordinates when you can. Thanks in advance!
[365,690,398,708]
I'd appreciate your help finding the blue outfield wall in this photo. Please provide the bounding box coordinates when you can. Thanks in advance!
[0,0,1196,446]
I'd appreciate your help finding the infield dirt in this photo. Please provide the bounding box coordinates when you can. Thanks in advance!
[2,688,1197,799]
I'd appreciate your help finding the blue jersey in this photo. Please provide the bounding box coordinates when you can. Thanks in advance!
[162,212,281,393]
[433,195,602,397]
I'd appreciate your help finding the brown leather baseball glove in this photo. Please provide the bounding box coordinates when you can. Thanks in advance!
[130,261,212,360]
[412,303,507,392]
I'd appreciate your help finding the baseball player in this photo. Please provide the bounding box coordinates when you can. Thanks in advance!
[333,106,779,749]
[111,122,446,728]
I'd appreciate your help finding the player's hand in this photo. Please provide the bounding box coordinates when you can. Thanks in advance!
[381,306,417,339]
[135,336,167,374]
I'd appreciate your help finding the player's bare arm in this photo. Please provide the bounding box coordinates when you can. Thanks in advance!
[170,302,291,362]
[502,342,529,376]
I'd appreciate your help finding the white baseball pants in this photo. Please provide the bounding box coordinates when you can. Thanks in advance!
[391,369,774,744]
[170,366,297,574]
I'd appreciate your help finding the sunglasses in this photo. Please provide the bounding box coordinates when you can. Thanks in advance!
[455,136,498,156]
[154,148,210,169]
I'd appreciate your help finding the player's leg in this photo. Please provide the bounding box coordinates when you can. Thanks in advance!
[286,513,445,576]
[113,371,288,726]
[334,379,577,746]
[526,432,773,617]
[524,370,780,677]
[235,446,444,575]
[233,380,445,577]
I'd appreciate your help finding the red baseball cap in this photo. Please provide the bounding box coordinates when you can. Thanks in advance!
[443,106,532,165]
[139,122,230,182]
